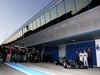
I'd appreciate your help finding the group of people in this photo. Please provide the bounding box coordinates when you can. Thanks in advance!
[0,44,93,68]
[43,53,52,63]
[76,48,93,68]
[0,45,41,63]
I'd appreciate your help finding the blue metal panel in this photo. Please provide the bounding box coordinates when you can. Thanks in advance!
[66,41,97,66]
[44,46,59,62]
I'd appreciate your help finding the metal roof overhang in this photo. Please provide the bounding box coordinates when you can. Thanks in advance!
[27,29,100,48]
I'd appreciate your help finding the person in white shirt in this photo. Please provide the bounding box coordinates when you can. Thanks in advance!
[83,50,88,66]
[79,51,83,62]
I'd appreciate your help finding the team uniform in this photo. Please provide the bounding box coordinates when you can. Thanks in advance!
[79,52,83,62]
[83,52,88,66]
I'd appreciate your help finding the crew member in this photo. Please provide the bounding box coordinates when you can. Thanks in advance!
[79,51,83,62]
[83,50,88,66]
[88,48,93,68]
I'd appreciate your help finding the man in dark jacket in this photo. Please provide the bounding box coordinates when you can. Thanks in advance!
[88,48,93,68]
[1,45,7,62]
[76,51,79,63]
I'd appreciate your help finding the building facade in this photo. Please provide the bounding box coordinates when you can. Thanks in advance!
[2,0,100,66]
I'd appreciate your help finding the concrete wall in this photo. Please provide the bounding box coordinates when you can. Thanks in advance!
[10,6,100,47]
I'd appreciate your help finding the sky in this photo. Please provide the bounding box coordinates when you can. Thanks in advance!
[0,0,53,44]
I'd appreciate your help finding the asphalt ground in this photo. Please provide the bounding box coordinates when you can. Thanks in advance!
[21,62,100,75]
[0,62,100,75]
[0,62,27,75]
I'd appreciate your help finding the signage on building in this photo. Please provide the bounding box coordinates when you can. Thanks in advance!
[96,44,100,51]
[95,39,100,67]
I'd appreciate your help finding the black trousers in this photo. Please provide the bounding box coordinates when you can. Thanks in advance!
[2,54,6,62]
[76,58,79,63]
[88,57,93,68]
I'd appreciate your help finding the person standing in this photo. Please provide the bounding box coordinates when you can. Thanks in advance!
[83,50,88,66]
[6,46,11,62]
[79,51,83,62]
[76,51,79,63]
[88,48,93,68]
[1,45,7,62]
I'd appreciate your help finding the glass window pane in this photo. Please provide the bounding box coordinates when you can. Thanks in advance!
[33,21,36,30]
[20,30,22,37]
[88,0,100,9]
[28,23,33,30]
[15,31,21,40]
[57,1,65,17]
[45,11,51,24]
[23,27,28,34]
[40,14,45,26]
[88,0,92,3]
[64,0,76,18]
[50,6,57,20]
[75,0,89,14]
[4,31,22,44]
[6,31,21,44]
[36,18,41,28]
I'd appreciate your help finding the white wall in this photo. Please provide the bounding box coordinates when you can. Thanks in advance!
[95,39,100,67]
[59,44,66,57]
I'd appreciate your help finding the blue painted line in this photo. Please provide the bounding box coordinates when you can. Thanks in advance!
[5,62,52,75]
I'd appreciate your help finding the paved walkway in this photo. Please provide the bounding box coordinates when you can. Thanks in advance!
[21,62,100,75]
[0,62,100,75]
[0,62,27,75]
